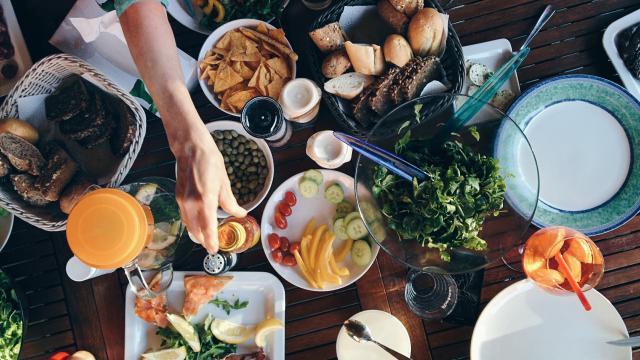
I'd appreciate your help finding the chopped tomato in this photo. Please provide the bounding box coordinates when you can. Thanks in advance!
[274,212,287,229]
[289,242,301,253]
[284,191,297,206]
[279,236,289,252]
[49,353,70,360]
[277,201,292,217]
[282,254,297,266]
[271,249,284,263]
[267,233,280,250]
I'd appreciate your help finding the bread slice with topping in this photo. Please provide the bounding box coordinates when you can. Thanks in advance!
[0,133,45,176]
[45,75,91,122]
[11,174,50,207]
[35,144,78,202]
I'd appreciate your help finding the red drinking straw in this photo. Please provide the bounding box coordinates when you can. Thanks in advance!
[555,253,591,311]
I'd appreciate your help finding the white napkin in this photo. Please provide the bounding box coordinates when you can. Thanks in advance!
[49,0,198,117]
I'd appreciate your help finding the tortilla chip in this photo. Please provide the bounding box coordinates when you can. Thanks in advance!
[267,28,287,45]
[265,57,290,78]
[227,89,260,110]
[230,49,261,62]
[212,48,229,57]
[215,32,234,49]
[261,41,285,58]
[245,60,261,70]
[213,63,244,93]
[231,61,255,80]
[256,23,269,35]
[266,77,285,99]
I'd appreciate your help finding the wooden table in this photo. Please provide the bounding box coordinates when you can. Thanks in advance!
[2,0,640,359]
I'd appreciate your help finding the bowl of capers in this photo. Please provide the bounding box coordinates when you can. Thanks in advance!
[179,120,274,218]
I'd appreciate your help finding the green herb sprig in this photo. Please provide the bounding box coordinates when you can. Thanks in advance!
[0,272,22,360]
[210,297,249,315]
[157,318,236,360]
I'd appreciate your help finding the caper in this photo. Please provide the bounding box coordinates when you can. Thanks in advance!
[259,158,266,166]
[224,131,232,139]
[231,140,238,147]
[231,130,238,137]
[248,142,257,150]
[243,157,251,164]
[235,182,242,189]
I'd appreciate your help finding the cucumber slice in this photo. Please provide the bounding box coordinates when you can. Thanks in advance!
[343,212,361,225]
[333,218,349,241]
[303,169,323,185]
[346,218,368,240]
[351,240,372,266]
[336,201,354,217]
[324,183,344,204]
[359,201,381,223]
[299,179,319,198]
[370,221,386,242]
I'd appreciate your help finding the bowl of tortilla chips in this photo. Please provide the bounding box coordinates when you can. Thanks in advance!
[198,19,298,116]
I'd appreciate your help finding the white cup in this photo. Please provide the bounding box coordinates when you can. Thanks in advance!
[66,256,116,282]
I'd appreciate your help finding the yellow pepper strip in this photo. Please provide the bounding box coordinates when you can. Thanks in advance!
[308,224,326,271]
[302,218,316,238]
[211,0,225,23]
[334,238,353,263]
[318,233,342,285]
[300,234,311,266]
[202,0,214,15]
[330,254,350,277]
[293,250,318,289]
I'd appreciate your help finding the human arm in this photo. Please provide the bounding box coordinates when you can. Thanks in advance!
[118,0,246,253]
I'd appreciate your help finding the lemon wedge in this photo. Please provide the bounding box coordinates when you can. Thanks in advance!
[211,319,254,344]
[254,318,284,348]
[166,314,200,352]
[141,347,187,360]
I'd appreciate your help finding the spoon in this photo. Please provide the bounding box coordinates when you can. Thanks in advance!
[343,319,413,360]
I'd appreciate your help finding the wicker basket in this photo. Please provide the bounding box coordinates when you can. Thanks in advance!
[307,0,465,137]
[0,54,146,231]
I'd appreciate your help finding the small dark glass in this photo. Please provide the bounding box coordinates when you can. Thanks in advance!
[241,97,291,147]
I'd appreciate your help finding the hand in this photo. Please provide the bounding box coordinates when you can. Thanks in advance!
[174,130,247,254]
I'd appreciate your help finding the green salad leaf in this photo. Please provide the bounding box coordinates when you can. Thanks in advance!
[0,272,22,360]
[372,130,506,261]
[210,297,249,315]
[157,318,236,359]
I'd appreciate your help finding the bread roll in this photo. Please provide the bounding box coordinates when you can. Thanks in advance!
[309,22,347,53]
[324,72,374,100]
[387,0,424,16]
[59,175,94,214]
[0,118,39,144]
[322,49,352,78]
[372,45,386,75]
[377,0,409,34]
[384,34,413,67]
[408,8,445,57]
[345,42,373,75]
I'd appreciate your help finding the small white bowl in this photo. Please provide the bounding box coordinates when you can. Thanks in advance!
[197,19,297,117]
[306,130,352,169]
[175,120,274,218]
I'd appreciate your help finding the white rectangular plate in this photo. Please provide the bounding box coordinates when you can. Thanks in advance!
[603,9,640,100]
[124,271,286,360]
[462,39,521,124]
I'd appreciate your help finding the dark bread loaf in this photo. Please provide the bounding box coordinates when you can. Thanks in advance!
[45,75,91,122]
[397,56,443,102]
[368,66,402,115]
[353,78,382,127]
[35,144,78,202]
[0,154,11,177]
[0,133,45,176]
[11,174,50,207]
[107,97,136,157]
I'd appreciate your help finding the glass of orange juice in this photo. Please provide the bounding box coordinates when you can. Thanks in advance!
[522,226,604,294]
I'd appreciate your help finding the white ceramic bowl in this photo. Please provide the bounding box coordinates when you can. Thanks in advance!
[175,120,274,218]
[0,212,14,252]
[260,170,380,292]
[197,19,297,116]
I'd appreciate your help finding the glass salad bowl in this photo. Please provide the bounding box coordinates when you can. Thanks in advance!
[354,94,540,318]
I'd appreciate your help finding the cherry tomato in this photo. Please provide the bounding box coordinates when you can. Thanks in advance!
[271,249,284,263]
[290,242,301,253]
[274,212,287,229]
[277,201,292,217]
[49,353,70,360]
[279,236,289,252]
[267,233,280,251]
[284,191,297,206]
[282,254,297,266]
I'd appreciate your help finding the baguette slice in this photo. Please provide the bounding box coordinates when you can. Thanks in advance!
[0,133,45,176]
[324,72,374,100]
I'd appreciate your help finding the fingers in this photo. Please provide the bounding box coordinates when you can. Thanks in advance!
[219,181,247,218]
[199,211,219,255]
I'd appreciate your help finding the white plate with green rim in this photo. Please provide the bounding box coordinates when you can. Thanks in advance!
[470,280,630,360]
[495,74,640,236]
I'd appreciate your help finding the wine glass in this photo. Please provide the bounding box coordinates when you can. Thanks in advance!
[354,93,540,319]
